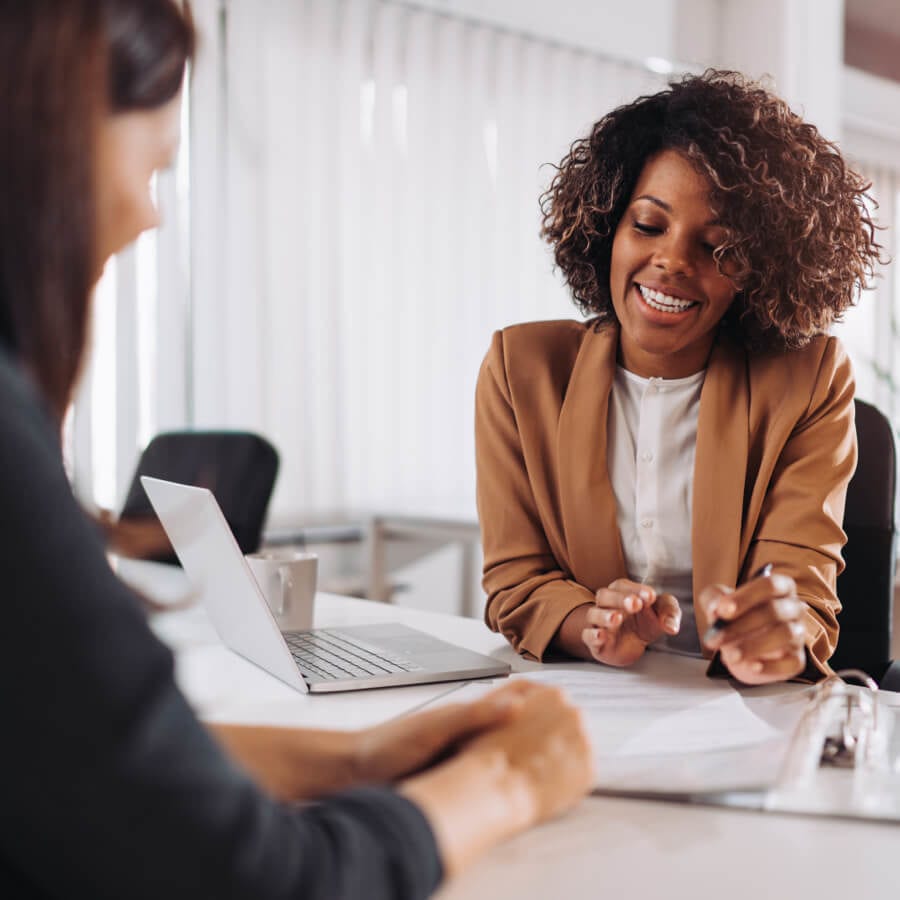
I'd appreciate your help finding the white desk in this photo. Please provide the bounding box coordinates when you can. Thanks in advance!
[124,560,899,900]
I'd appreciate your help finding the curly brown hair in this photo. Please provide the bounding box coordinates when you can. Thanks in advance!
[540,69,884,350]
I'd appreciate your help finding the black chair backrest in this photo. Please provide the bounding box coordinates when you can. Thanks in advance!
[831,399,897,677]
[121,430,280,558]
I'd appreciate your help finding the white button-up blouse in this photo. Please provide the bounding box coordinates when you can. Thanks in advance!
[607,365,706,656]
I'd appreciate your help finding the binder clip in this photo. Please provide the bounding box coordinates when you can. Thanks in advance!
[816,669,881,770]
[766,667,900,819]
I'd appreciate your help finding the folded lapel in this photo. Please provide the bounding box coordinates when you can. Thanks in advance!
[556,324,627,590]
[691,335,749,645]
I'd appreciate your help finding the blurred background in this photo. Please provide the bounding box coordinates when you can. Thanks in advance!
[72,0,900,627]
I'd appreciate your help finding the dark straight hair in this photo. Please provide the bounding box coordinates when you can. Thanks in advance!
[0,0,194,424]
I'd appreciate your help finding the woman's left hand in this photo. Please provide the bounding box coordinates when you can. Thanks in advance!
[698,572,807,685]
[96,509,173,559]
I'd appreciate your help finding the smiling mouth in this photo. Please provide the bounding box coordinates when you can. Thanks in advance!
[636,284,699,314]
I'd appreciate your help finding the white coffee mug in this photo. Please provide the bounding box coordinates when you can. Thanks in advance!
[245,549,318,632]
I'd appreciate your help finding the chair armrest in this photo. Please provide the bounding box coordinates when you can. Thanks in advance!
[878,660,900,693]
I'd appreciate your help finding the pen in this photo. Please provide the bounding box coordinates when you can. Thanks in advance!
[702,562,773,645]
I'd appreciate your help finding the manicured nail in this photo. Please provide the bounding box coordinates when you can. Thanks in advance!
[626,595,640,612]
[666,617,680,633]
[610,612,622,626]
[639,588,652,601]
[719,600,736,617]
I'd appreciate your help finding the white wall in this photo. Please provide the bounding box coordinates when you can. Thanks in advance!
[843,67,900,167]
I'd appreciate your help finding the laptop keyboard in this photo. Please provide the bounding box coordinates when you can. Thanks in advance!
[284,629,425,682]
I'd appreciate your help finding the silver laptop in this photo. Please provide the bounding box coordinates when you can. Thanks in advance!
[141,476,509,693]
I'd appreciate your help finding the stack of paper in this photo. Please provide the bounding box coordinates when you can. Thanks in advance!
[445,652,810,794]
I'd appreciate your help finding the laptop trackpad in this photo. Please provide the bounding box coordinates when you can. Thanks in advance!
[335,623,486,661]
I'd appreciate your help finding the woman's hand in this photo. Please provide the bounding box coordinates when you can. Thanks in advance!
[698,572,807,684]
[211,682,529,803]
[353,681,528,783]
[96,508,173,559]
[400,680,592,876]
[557,579,681,666]
[459,681,594,821]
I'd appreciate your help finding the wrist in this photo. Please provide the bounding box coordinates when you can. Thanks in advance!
[348,726,388,784]
[400,748,534,877]
[211,724,360,800]
[552,603,596,660]
[270,727,360,796]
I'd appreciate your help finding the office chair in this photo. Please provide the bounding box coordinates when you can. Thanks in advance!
[118,430,280,562]
[831,399,900,690]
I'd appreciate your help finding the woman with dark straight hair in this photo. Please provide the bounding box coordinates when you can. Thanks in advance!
[0,3,592,898]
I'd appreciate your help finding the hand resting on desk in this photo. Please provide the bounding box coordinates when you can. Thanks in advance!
[402,680,593,875]
[213,679,593,877]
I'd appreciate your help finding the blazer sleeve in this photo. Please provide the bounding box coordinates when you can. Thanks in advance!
[0,357,442,900]
[740,337,858,678]
[475,331,595,660]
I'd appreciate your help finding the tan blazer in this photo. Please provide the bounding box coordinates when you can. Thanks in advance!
[475,320,857,677]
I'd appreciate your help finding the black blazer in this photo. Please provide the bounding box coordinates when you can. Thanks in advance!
[0,348,441,900]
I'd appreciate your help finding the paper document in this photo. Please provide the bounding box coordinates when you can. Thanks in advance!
[445,653,807,794]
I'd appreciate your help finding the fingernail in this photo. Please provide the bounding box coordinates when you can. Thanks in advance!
[639,588,652,601]
[666,616,680,633]
[724,647,742,663]
[626,595,640,612]
[719,601,736,617]
[611,612,622,626]
[751,661,763,674]
[703,625,723,647]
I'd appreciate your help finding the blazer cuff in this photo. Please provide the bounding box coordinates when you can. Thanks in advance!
[516,582,596,662]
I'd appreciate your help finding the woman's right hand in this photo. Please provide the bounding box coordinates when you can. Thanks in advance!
[461,681,594,822]
[556,579,681,666]
[400,680,593,876]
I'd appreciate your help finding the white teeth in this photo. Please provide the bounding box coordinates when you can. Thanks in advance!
[637,284,697,312]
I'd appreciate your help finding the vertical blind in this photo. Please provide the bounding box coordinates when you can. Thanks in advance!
[72,0,666,521]
[202,0,667,521]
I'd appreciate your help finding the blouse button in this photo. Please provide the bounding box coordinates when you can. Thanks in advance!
[641,518,654,529]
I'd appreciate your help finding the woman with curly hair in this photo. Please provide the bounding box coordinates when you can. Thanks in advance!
[475,69,882,685]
